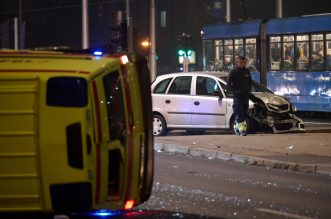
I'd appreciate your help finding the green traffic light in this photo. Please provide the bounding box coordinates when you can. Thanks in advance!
[178,49,186,56]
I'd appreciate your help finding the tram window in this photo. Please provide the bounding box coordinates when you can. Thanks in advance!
[245,38,257,71]
[269,36,281,70]
[326,34,331,69]
[282,35,295,71]
[204,40,214,71]
[224,39,233,71]
[234,39,244,58]
[296,35,309,70]
[311,34,324,70]
[214,40,224,71]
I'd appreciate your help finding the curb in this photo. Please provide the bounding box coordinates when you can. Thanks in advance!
[154,143,331,176]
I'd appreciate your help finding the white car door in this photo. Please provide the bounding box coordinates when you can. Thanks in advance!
[163,76,193,127]
[191,76,229,128]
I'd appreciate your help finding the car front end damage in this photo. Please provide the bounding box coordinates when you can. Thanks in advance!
[248,92,305,133]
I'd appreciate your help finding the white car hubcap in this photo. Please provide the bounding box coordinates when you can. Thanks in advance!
[153,117,163,135]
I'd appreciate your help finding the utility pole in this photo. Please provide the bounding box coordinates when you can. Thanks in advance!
[126,0,133,53]
[276,0,283,18]
[226,0,231,22]
[18,0,23,49]
[14,18,18,50]
[82,0,89,49]
[150,0,156,81]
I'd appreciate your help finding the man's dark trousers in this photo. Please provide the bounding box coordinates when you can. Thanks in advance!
[233,95,249,124]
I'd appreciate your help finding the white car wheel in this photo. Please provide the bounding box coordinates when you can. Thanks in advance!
[153,115,167,136]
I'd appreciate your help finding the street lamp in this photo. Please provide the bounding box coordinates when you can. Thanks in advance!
[141,39,151,48]
[141,38,151,59]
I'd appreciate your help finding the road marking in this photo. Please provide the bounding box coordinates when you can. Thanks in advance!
[256,208,314,219]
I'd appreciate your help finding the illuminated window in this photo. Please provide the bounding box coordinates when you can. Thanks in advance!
[311,34,324,70]
[204,40,214,71]
[214,40,223,71]
[224,39,234,71]
[326,33,331,70]
[245,38,257,71]
[269,36,281,70]
[282,35,295,71]
[296,35,309,70]
[234,38,244,59]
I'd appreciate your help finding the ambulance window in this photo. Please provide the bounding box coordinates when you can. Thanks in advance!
[103,71,126,141]
[47,77,87,107]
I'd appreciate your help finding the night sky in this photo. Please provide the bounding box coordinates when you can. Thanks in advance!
[1,0,331,72]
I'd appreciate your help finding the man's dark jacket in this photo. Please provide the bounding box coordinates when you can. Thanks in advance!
[227,67,252,97]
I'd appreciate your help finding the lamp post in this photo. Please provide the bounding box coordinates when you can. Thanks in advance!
[150,0,156,81]
[82,0,89,49]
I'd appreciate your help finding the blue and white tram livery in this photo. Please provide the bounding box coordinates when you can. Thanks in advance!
[202,14,331,113]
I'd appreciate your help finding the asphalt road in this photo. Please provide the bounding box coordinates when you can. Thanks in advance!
[137,152,331,219]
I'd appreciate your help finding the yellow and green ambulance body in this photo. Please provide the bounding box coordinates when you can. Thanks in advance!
[0,50,154,212]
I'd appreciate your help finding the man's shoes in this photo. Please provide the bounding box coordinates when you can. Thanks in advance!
[239,131,247,136]
[234,121,247,136]
[234,122,240,135]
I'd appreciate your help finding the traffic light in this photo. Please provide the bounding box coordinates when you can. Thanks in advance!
[177,49,193,57]
[177,49,196,64]
[176,33,196,64]
[177,49,186,57]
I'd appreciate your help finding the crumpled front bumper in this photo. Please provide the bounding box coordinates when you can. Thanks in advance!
[249,108,305,133]
[265,113,305,133]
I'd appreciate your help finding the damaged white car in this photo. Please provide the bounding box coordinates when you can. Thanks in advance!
[243,79,305,133]
[152,72,305,136]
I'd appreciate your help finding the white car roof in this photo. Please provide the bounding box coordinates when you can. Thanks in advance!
[151,71,229,90]
[154,71,229,81]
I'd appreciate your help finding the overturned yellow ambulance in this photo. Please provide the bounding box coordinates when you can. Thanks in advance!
[0,50,154,212]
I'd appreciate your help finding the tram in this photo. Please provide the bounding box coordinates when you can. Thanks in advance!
[202,14,331,112]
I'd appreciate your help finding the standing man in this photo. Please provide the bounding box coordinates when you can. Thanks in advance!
[227,56,252,136]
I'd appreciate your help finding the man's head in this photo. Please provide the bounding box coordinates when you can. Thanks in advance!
[236,56,247,68]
